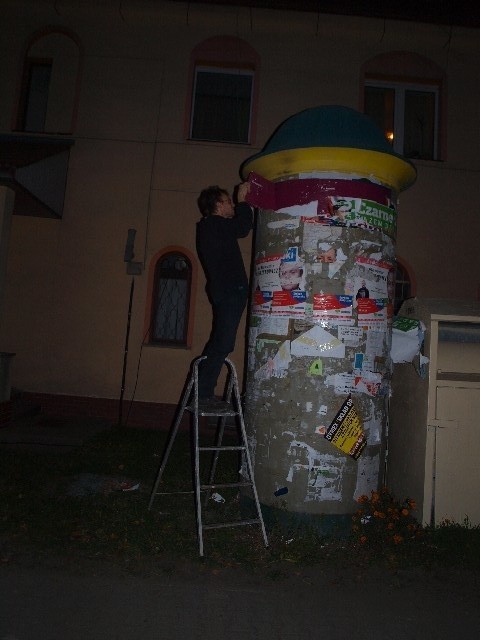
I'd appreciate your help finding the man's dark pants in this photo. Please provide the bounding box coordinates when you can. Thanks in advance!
[198,286,248,399]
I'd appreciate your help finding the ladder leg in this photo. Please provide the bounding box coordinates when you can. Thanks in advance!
[203,363,232,506]
[193,399,205,556]
[148,376,193,510]
[227,359,269,548]
[238,417,269,548]
[192,357,205,556]
[203,414,227,508]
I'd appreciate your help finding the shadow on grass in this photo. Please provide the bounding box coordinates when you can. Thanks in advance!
[1,424,479,573]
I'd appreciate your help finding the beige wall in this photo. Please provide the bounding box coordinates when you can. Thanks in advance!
[1,0,479,406]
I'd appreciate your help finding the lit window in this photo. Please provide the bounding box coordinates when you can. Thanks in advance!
[190,66,253,144]
[151,252,192,345]
[365,80,439,161]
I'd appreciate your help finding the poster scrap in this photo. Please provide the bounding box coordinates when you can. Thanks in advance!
[290,325,345,358]
[254,254,283,291]
[322,196,397,237]
[253,248,306,316]
[354,453,380,499]
[365,329,384,356]
[338,325,363,347]
[245,173,393,231]
[357,298,389,327]
[352,256,394,303]
[254,340,291,381]
[324,395,367,460]
[313,294,354,325]
[391,316,426,363]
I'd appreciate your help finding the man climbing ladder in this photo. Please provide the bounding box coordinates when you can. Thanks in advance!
[195,182,253,404]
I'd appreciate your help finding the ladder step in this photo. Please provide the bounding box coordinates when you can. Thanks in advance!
[198,445,245,452]
[200,481,252,490]
[186,403,238,417]
[202,518,261,531]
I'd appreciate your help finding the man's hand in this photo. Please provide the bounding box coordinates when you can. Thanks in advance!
[237,181,251,203]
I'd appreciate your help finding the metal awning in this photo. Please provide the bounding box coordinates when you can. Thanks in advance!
[0,134,75,218]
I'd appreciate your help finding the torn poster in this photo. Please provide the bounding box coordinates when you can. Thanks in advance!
[313,294,354,325]
[357,297,389,328]
[338,325,364,347]
[391,316,426,363]
[245,173,392,219]
[290,325,345,358]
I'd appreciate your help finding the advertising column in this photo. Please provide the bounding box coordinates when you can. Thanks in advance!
[241,106,416,530]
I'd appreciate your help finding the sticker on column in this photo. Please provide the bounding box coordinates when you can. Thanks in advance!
[324,395,367,460]
[309,358,323,376]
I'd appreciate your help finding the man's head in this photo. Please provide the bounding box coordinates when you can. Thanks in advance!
[197,186,234,218]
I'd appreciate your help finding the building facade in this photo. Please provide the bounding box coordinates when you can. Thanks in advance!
[1,0,479,425]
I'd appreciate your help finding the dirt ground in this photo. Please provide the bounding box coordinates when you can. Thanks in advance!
[1,551,479,640]
[1,415,479,638]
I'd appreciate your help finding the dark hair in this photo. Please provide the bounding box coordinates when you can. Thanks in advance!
[197,185,228,217]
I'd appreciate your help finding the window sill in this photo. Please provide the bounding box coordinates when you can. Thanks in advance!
[143,342,192,350]
[186,138,253,148]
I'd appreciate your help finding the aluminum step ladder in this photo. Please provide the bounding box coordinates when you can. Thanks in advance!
[148,356,269,557]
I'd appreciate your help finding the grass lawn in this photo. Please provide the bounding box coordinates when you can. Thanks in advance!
[1,423,479,572]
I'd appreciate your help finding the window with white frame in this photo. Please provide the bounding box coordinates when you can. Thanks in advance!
[190,66,253,144]
[364,80,439,161]
[151,252,192,346]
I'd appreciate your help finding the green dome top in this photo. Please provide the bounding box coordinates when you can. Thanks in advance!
[241,105,416,185]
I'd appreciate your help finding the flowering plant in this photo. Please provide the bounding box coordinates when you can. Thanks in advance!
[352,487,423,548]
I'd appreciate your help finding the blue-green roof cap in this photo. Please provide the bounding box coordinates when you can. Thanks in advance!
[241,105,416,182]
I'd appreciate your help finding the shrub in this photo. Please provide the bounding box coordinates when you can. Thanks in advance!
[352,487,423,551]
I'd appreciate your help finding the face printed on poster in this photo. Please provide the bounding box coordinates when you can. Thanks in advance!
[279,260,304,291]
[253,247,306,315]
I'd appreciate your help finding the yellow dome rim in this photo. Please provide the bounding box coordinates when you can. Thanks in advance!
[241,147,417,192]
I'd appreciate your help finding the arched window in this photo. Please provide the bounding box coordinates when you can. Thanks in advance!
[186,36,260,145]
[394,258,415,315]
[15,28,82,134]
[150,252,192,346]
[361,52,446,161]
